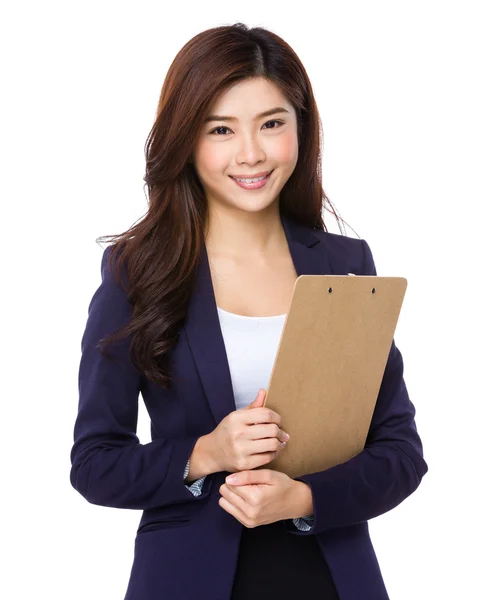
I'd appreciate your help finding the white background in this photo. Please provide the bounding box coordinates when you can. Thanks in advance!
[2,1,489,598]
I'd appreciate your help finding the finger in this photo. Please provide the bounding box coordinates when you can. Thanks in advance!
[244,389,266,410]
[240,407,282,426]
[218,496,251,527]
[224,483,265,509]
[248,423,289,442]
[244,451,279,471]
[226,469,274,486]
[219,483,250,508]
[249,437,286,454]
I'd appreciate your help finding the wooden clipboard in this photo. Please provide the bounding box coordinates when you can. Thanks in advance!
[262,274,407,479]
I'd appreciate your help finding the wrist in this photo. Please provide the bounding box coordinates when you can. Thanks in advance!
[185,433,220,482]
[289,480,314,519]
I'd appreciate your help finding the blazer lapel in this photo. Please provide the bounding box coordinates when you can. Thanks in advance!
[183,213,336,426]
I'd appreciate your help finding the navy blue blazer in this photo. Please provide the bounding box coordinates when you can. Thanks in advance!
[70,213,428,600]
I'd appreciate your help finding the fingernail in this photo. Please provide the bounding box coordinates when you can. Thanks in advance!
[284,433,290,441]
[280,441,287,447]
[226,475,237,484]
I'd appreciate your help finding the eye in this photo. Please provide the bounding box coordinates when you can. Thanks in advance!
[263,119,284,130]
[209,125,232,135]
[208,120,285,135]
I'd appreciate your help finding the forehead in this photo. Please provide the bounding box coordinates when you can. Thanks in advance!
[209,78,293,117]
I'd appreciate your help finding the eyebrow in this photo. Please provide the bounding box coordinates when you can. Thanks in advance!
[204,107,290,124]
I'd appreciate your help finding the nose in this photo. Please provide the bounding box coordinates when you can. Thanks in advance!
[235,132,267,165]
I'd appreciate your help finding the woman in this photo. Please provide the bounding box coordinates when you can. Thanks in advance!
[70,23,428,600]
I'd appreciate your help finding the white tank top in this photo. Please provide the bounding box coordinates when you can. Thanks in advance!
[216,306,287,410]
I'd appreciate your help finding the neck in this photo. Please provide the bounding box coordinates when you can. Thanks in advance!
[204,204,287,259]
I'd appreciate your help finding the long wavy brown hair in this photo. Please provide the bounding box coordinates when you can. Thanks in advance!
[96,22,348,390]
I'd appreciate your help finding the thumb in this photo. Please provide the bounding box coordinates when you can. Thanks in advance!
[246,388,266,409]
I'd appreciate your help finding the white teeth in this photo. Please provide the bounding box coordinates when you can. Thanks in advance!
[233,174,268,183]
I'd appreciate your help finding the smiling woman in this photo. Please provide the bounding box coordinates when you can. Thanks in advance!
[192,77,299,208]
[70,20,427,600]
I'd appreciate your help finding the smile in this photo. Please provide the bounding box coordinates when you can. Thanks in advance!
[229,170,273,190]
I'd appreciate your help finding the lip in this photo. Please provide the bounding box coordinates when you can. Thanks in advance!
[229,170,272,179]
[229,170,273,190]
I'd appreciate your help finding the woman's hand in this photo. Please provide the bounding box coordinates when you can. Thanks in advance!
[206,389,290,474]
[218,468,313,528]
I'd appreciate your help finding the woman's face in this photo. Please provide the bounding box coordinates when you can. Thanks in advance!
[192,77,299,217]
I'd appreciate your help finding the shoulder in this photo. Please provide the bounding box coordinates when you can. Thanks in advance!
[313,229,364,254]
[86,244,132,323]
[99,243,130,287]
[311,230,377,276]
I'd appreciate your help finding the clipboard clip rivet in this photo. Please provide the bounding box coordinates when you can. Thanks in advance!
[372,288,376,293]
[328,287,332,293]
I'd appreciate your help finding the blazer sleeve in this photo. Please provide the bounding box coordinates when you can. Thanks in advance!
[284,238,428,536]
[69,246,213,510]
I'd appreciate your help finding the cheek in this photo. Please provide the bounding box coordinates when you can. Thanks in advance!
[195,143,228,176]
[272,132,298,165]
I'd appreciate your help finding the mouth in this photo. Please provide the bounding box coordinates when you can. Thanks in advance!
[229,170,273,190]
